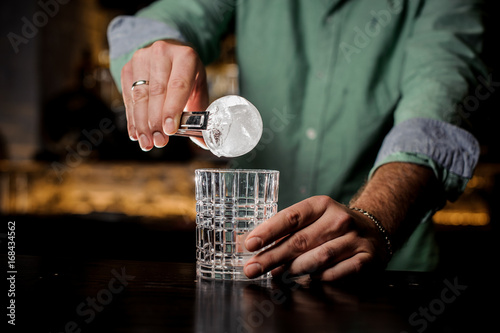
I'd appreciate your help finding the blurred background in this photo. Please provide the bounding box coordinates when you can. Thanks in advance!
[0,0,499,269]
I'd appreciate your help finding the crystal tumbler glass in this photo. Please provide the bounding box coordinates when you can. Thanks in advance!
[195,169,279,280]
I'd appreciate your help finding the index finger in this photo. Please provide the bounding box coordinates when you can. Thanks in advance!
[121,62,137,140]
[162,47,199,135]
[245,196,328,252]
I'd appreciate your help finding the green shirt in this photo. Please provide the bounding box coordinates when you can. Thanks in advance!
[107,0,486,271]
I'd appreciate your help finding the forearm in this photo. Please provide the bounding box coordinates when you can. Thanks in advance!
[349,162,445,250]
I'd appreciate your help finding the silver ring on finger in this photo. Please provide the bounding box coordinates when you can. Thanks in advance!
[131,80,149,90]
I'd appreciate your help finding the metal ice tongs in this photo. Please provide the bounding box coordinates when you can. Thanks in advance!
[174,111,209,138]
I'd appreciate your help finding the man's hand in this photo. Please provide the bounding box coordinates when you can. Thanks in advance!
[243,162,443,281]
[243,195,387,281]
[121,40,208,151]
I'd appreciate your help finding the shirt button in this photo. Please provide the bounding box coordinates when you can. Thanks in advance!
[306,128,317,140]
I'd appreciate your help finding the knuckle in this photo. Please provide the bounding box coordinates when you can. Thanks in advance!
[283,209,302,230]
[121,62,131,76]
[336,210,354,231]
[131,47,147,61]
[148,118,162,131]
[178,45,197,59]
[314,195,333,206]
[168,77,190,91]
[148,82,166,96]
[150,40,169,54]
[289,233,309,253]
[350,256,366,274]
[132,88,148,103]
[315,245,336,265]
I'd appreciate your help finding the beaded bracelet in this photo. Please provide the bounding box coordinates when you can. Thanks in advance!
[349,207,393,258]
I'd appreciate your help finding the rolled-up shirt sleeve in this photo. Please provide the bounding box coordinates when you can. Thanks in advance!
[370,118,480,201]
[107,16,186,92]
[369,0,486,201]
[106,0,235,92]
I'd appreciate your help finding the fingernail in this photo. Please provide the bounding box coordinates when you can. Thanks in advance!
[245,237,263,251]
[163,117,177,135]
[245,263,262,278]
[153,132,166,148]
[271,266,285,277]
[138,134,151,151]
[129,127,138,141]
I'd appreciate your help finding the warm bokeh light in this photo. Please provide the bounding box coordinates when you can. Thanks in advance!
[0,161,219,223]
[0,162,498,228]
[431,164,497,226]
[433,210,490,226]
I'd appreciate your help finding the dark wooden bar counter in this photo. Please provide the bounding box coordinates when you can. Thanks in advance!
[3,214,497,332]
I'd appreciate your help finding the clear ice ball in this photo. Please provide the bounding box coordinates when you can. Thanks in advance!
[202,95,263,158]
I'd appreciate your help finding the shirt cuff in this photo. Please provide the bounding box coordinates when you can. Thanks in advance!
[370,118,480,200]
[107,16,186,92]
[107,15,186,60]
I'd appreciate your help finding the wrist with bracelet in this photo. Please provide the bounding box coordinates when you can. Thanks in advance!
[348,206,393,259]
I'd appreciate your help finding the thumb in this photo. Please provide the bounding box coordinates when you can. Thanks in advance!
[186,63,209,149]
[185,62,208,111]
